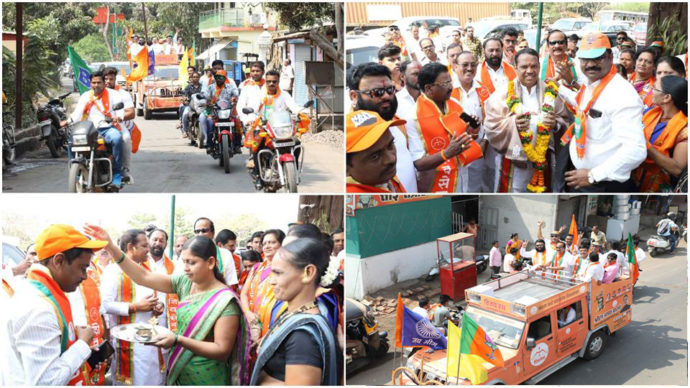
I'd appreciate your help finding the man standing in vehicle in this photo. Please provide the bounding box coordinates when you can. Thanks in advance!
[67,71,126,187]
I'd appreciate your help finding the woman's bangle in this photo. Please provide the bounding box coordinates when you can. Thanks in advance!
[441,149,448,161]
[116,252,125,264]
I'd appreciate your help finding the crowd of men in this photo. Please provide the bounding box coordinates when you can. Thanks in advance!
[490,220,645,285]
[346,22,688,193]
[0,219,345,385]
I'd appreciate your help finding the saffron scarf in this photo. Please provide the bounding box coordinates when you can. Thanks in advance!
[560,66,617,159]
[480,61,516,95]
[27,266,87,386]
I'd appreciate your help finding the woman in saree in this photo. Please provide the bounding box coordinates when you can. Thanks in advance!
[240,229,285,341]
[630,48,657,107]
[632,75,688,192]
[84,225,250,385]
[251,238,339,385]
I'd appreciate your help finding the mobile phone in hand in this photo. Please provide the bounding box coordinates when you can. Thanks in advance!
[460,112,480,128]
[87,341,114,369]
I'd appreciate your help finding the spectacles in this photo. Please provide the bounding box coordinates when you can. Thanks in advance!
[194,228,211,234]
[266,80,278,84]
[458,62,477,69]
[356,86,396,98]
[432,80,453,88]
[652,87,666,94]
[616,37,626,41]
[549,39,566,46]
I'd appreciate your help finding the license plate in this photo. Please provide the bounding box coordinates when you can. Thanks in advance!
[275,140,295,147]
[648,241,655,246]
[39,119,51,126]
[216,122,233,127]
[71,146,91,152]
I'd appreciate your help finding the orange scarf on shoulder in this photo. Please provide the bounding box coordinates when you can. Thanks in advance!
[346,176,406,193]
[82,89,111,121]
[480,61,517,95]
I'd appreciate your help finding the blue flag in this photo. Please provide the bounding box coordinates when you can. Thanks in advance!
[148,49,156,76]
[401,306,447,350]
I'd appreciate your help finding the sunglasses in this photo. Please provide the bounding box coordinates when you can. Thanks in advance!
[266,80,278,84]
[194,228,211,234]
[549,39,566,46]
[356,86,396,98]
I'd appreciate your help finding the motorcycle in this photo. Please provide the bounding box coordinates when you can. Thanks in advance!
[241,101,312,193]
[37,92,71,157]
[207,99,236,174]
[67,102,125,193]
[425,253,489,281]
[188,93,207,148]
[346,298,389,376]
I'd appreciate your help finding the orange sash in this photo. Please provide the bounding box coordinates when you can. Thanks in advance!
[416,94,482,192]
[210,84,224,105]
[633,107,688,191]
[533,251,547,266]
[161,255,179,332]
[427,303,442,321]
[632,76,655,107]
[2,277,13,297]
[242,78,265,88]
[80,270,107,385]
[27,267,87,386]
[82,89,111,121]
[346,176,406,193]
[480,61,517,95]
[560,66,617,159]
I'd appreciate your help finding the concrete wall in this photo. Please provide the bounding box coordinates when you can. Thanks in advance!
[345,241,437,299]
[479,196,559,247]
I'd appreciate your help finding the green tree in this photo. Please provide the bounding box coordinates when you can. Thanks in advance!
[127,213,158,230]
[73,33,112,62]
[161,207,195,241]
[215,213,268,244]
[265,2,335,31]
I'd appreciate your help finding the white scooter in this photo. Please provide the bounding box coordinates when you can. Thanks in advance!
[646,234,676,257]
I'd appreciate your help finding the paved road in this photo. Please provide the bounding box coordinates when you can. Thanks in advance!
[347,240,688,386]
[2,112,343,193]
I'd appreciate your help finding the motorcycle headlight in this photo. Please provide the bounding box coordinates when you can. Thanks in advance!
[217,109,231,120]
[73,134,88,145]
[273,124,293,139]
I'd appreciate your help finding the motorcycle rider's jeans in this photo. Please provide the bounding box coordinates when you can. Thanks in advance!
[121,128,132,173]
[182,107,192,133]
[200,112,214,147]
[661,232,676,252]
[99,126,123,175]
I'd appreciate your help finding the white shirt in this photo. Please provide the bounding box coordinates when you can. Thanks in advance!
[115,87,135,131]
[635,247,646,263]
[238,89,302,125]
[420,54,443,66]
[558,306,577,326]
[218,247,239,286]
[174,43,185,55]
[520,248,550,267]
[559,73,646,182]
[3,273,92,385]
[455,80,487,192]
[503,253,515,272]
[393,87,420,193]
[582,262,604,283]
[412,306,429,319]
[279,65,295,91]
[151,43,163,55]
[70,88,125,126]
[475,64,510,92]
[237,81,264,125]
[100,261,166,386]
[162,43,173,55]
[200,73,212,90]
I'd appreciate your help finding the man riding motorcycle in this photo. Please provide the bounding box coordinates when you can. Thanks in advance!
[179,70,203,143]
[200,69,238,151]
[238,69,304,188]
[64,71,125,187]
[104,67,138,183]
[657,212,680,253]
[237,61,266,163]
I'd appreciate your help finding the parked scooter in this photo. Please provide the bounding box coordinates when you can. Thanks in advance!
[241,101,312,193]
[37,92,71,157]
[346,298,389,376]
[647,213,683,257]
[67,102,125,192]
[425,253,489,281]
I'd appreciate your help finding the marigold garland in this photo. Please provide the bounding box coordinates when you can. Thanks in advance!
[506,80,559,192]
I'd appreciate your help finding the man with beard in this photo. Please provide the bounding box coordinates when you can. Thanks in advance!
[451,52,491,192]
[559,32,645,192]
[484,48,569,192]
[408,63,477,192]
[378,44,403,91]
[500,28,519,67]
[349,62,417,192]
[346,110,407,192]
[476,38,516,96]
[147,229,178,332]
[520,239,550,268]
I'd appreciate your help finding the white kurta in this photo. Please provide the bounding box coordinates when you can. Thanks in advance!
[394,87,421,193]
[454,80,487,192]
[100,261,166,386]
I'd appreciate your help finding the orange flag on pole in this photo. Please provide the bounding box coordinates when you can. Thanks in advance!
[569,214,579,248]
[127,45,149,83]
[394,292,403,348]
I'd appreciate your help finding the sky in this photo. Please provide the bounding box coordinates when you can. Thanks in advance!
[1,193,300,243]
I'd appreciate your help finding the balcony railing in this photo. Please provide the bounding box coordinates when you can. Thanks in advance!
[198,9,247,30]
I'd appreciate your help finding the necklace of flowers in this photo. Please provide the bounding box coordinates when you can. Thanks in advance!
[505,80,559,193]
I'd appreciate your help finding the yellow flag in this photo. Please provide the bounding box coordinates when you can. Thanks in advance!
[179,50,189,86]
[447,321,488,385]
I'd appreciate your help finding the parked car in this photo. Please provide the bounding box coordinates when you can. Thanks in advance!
[473,19,530,40]
[550,18,592,36]
[2,241,24,269]
[632,22,647,46]
[346,32,386,68]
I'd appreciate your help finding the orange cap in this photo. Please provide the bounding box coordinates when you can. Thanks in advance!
[215,70,227,77]
[577,32,611,59]
[35,224,108,261]
[346,110,405,153]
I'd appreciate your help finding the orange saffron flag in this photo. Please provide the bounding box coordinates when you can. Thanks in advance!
[395,292,403,348]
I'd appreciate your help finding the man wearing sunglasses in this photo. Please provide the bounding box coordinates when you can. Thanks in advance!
[560,32,646,192]
[485,48,570,192]
[611,31,629,64]
[408,63,477,192]
[348,62,417,192]
[200,67,239,151]
[192,217,238,286]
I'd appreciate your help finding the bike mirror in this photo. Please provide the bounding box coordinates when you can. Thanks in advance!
[111,102,124,111]
[242,107,254,114]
